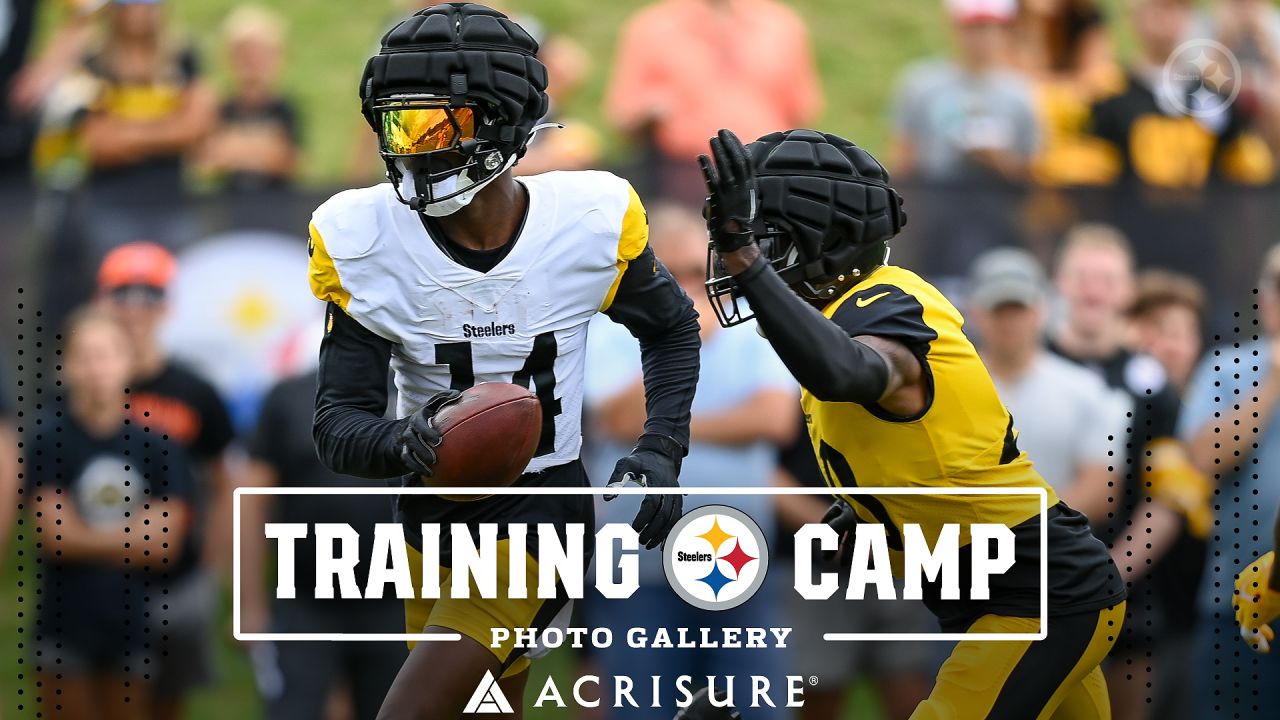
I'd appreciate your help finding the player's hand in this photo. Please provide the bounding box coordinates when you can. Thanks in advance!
[397,389,462,478]
[1236,551,1280,653]
[698,128,758,254]
[822,498,859,563]
[606,435,685,549]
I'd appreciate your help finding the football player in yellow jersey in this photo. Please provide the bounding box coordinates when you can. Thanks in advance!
[700,128,1128,719]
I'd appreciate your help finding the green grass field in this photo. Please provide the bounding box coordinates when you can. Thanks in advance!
[28,0,1144,185]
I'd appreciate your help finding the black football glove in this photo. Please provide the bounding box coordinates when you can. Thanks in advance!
[698,128,758,253]
[605,434,685,550]
[396,389,462,478]
[821,498,860,563]
[674,687,741,720]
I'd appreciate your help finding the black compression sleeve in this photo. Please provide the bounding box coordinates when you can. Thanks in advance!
[734,256,889,403]
[313,303,409,479]
[604,246,701,451]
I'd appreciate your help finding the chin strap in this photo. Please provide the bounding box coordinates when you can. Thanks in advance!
[528,121,566,138]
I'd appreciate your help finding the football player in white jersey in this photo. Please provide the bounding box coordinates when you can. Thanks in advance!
[306,4,701,718]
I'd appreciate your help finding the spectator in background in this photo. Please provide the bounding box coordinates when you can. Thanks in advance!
[1194,0,1280,154]
[605,0,821,203]
[96,242,235,720]
[27,307,194,720]
[78,0,217,251]
[1125,269,1211,720]
[1014,0,1126,185]
[1087,0,1276,190]
[966,247,1117,521]
[889,0,1039,184]
[195,5,299,194]
[1048,224,1193,720]
[772,413,934,720]
[240,368,406,720]
[3,0,102,184]
[582,204,797,716]
[888,0,1039,275]
[1128,269,1207,393]
[1181,244,1280,717]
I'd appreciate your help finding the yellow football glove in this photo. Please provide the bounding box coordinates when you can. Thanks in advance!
[1235,551,1280,653]
[1145,439,1213,539]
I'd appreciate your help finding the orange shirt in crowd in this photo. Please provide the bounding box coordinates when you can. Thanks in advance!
[605,0,823,160]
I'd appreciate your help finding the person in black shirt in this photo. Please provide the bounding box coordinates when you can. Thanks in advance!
[78,0,218,251]
[195,6,299,194]
[97,241,235,720]
[27,307,194,720]
[241,369,406,720]
[1087,0,1275,190]
[1050,224,1197,720]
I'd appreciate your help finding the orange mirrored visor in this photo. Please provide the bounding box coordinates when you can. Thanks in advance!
[378,105,476,155]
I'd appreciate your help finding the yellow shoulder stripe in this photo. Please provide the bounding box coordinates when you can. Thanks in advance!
[308,222,352,312]
[600,185,650,312]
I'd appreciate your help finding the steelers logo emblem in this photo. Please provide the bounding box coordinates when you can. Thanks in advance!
[662,505,769,611]
[1160,39,1241,119]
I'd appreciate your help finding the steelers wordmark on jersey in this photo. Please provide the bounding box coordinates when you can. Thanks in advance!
[309,170,648,474]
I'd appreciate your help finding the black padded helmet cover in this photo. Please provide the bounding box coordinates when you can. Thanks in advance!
[361,3,549,156]
[748,129,907,291]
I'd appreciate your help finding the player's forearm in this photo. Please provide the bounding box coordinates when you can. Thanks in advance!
[635,321,700,447]
[731,254,889,404]
[606,248,701,449]
[314,400,409,478]
[314,305,410,479]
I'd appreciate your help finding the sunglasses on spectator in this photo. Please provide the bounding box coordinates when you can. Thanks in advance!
[107,284,166,306]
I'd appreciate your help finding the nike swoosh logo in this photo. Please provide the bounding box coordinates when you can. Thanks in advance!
[855,291,891,308]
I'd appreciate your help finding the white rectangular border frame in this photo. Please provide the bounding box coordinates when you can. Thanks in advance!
[233,486,1049,643]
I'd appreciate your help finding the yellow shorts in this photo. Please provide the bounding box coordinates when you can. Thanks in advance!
[404,540,565,679]
[912,602,1125,720]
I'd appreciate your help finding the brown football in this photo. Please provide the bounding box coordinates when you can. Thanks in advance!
[424,382,543,500]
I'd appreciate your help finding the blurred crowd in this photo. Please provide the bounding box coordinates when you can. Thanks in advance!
[2,0,1280,719]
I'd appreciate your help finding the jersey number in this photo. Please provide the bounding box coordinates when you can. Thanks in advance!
[818,439,904,550]
[434,332,563,457]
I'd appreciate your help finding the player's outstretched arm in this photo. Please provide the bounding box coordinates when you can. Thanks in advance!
[603,240,701,549]
[604,243,701,448]
[698,129,906,405]
[313,303,415,479]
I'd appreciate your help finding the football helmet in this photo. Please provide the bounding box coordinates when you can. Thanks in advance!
[705,129,907,326]
[360,3,550,215]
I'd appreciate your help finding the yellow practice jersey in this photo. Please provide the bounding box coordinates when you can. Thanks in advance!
[802,264,1059,556]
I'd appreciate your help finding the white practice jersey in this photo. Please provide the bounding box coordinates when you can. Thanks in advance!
[308,171,649,473]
